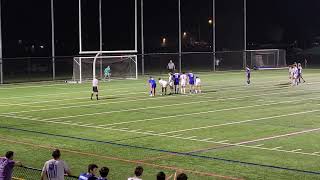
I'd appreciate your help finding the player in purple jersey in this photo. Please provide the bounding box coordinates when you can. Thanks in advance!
[148,77,157,96]
[188,71,195,93]
[297,63,305,83]
[173,72,180,94]
[0,151,22,180]
[245,66,251,85]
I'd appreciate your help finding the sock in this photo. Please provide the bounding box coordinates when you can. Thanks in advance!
[91,93,93,100]
[96,95,99,100]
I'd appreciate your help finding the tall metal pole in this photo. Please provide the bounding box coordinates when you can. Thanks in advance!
[141,0,145,75]
[99,0,102,52]
[212,0,216,72]
[51,0,55,80]
[0,0,2,84]
[135,0,138,53]
[178,0,182,73]
[243,0,247,68]
[79,0,82,53]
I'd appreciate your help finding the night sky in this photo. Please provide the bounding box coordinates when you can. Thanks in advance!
[1,0,320,57]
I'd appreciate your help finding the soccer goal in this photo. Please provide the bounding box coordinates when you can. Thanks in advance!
[246,49,287,70]
[73,54,138,83]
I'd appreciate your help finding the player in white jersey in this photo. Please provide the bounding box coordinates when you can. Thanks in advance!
[168,73,174,95]
[158,78,168,95]
[180,72,188,94]
[292,64,299,86]
[195,76,201,93]
[91,77,99,100]
[297,63,305,83]
[128,166,143,180]
[288,65,293,83]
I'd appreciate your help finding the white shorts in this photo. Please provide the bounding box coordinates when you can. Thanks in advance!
[195,82,201,86]
[181,80,187,87]
[169,81,174,87]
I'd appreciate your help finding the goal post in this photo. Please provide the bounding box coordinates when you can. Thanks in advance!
[73,54,138,83]
[246,49,286,70]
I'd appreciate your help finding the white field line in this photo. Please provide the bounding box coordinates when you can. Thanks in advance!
[1,76,319,108]
[105,95,320,128]
[235,127,320,145]
[9,91,320,122]
[2,78,320,110]
[0,77,299,107]
[2,113,320,157]
[254,144,264,147]
[291,149,302,152]
[1,74,318,102]
[3,83,319,116]
[0,84,299,114]
[160,110,320,135]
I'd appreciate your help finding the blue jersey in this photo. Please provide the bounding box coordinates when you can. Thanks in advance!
[148,79,156,88]
[188,73,195,84]
[173,73,180,85]
[79,173,95,180]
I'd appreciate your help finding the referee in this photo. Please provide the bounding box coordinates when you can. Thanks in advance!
[167,60,175,73]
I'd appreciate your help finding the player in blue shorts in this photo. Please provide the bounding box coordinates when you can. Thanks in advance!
[245,66,251,85]
[173,72,180,94]
[148,77,156,96]
[188,71,195,93]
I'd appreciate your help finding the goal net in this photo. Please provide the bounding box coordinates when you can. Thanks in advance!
[73,55,137,83]
[246,49,286,70]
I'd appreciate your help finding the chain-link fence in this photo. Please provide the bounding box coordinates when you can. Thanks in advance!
[0,49,297,84]
[13,166,78,180]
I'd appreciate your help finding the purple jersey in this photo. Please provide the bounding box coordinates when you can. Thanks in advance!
[148,79,156,88]
[188,73,195,84]
[173,73,180,85]
[0,157,15,180]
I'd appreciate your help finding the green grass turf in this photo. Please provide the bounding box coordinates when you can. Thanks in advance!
[1,69,320,179]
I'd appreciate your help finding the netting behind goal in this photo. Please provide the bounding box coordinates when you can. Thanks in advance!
[246,49,286,69]
[73,55,137,83]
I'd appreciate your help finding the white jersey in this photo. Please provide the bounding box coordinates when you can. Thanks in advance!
[41,159,69,180]
[180,74,187,86]
[293,67,298,78]
[92,78,99,87]
[195,78,201,86]
[159,79,168,87]
[128,177,142,180]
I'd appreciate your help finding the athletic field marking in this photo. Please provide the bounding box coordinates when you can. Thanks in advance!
[185,136,197,139]
[159,110,320,135]
[30,94,320,122]
[2,112,320,157]
[291,149,302,152]
[9,88,317,123]
[255,144,264,147]
[217,140,229,143]
[234,127,320,146]
[1,76,319,104]
[141,127,320,162]
[0,138,243,180]
[272,147,282,150]
[0,77,302,108]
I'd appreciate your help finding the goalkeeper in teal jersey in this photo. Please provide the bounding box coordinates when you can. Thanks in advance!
[104,66,111,81]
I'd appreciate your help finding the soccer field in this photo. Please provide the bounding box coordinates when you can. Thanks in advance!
[1,69,320,180]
